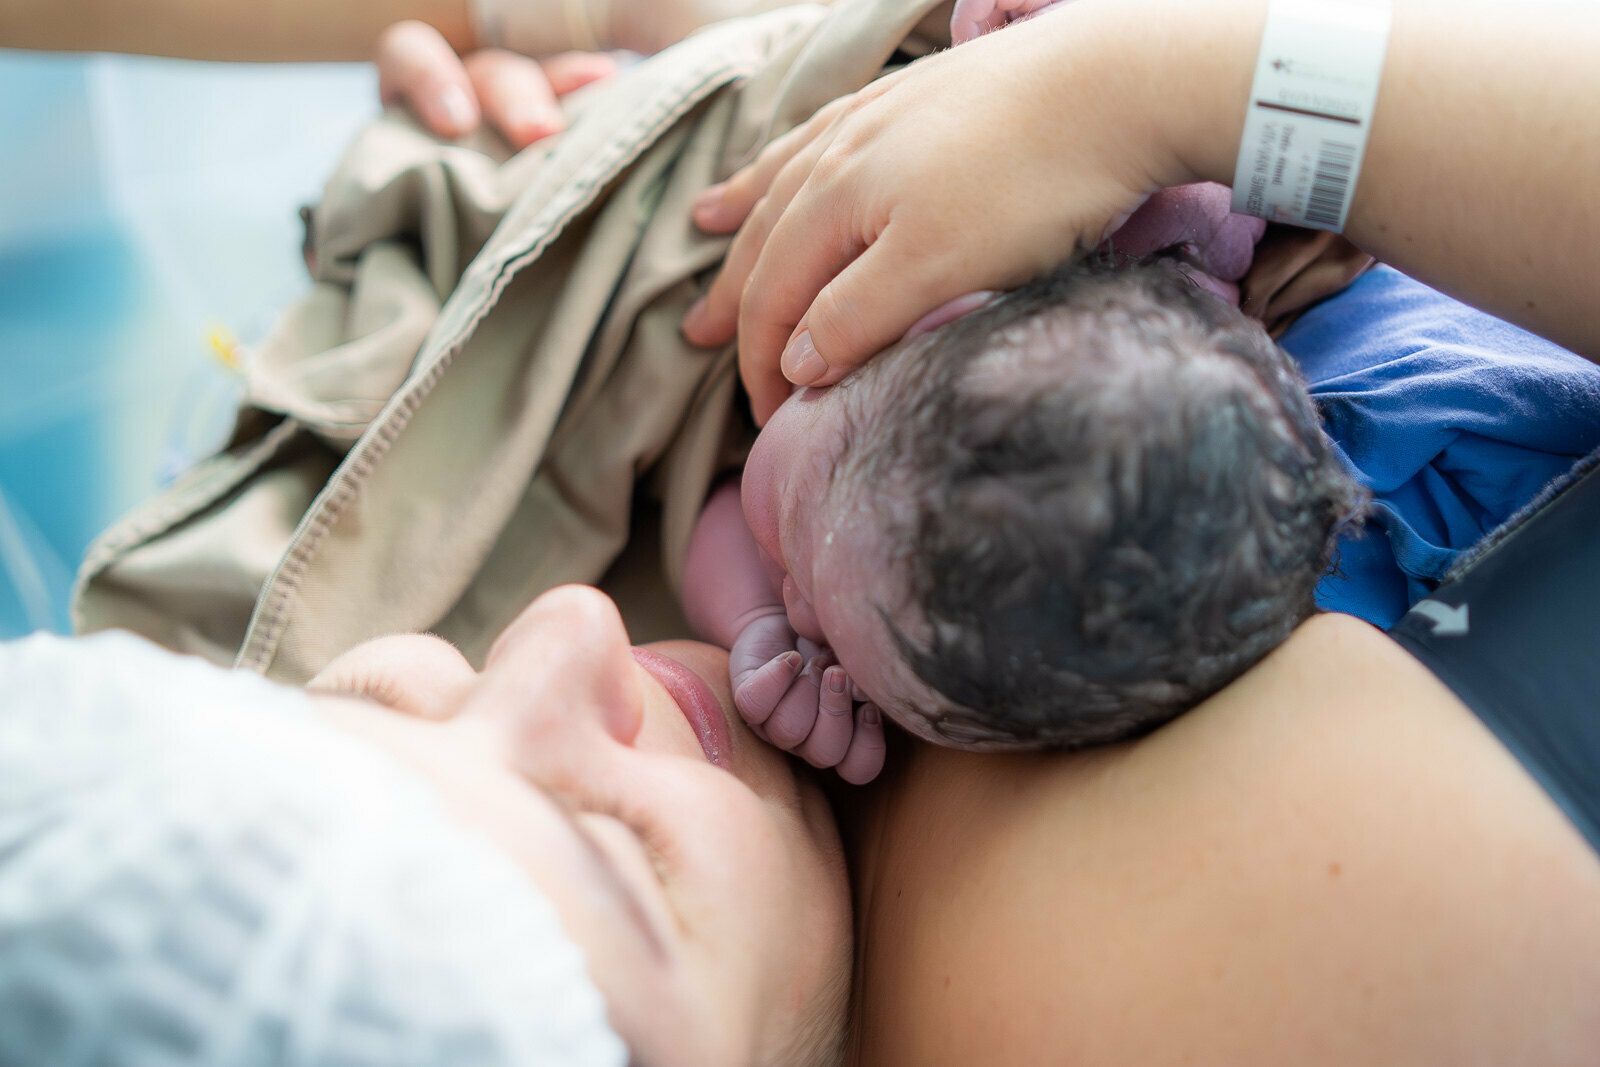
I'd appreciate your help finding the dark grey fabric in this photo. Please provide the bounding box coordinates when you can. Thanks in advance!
[1391,450,1600,855]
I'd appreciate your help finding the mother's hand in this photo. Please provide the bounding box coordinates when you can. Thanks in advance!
[681,2,1202,424]
[377,20,619,149]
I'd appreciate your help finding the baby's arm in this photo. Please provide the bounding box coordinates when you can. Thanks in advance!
[682,479,784,651]
[682,481,883,782]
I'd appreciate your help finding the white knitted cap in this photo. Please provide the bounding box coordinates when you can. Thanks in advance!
[0,631,627,1067]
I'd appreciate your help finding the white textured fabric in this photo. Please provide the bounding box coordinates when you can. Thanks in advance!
[0,631,626,1067]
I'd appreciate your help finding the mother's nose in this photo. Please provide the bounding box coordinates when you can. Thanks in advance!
[479,585,646,753]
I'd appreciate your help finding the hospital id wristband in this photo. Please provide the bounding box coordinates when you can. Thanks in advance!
[1231,0,1393,232]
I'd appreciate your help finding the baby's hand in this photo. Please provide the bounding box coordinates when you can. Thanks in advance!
[728,614,886,784]
[949,0,1072,45]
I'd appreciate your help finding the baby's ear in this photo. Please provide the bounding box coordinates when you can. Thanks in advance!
[901,291,999,341]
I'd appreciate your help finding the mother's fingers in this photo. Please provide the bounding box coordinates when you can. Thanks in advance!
[686,118,845,366]
[379,20,621,149]
[540,49,623,95]
[682,104,848,366]
[691,95,851,236]
[460,48,560,147]
[377,20,480,138]
[690,65,988,422]
[469,49,621,148]
[681,81,905,375]
[739,216,972,423]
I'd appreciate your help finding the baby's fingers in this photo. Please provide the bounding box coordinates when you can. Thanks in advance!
[761,662,830,750]
[836,704,887,785]
[733,650,802,727]
[796,666,855,769]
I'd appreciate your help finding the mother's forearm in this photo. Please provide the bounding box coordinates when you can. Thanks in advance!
[1157,0,1600,361]
[1348,0,1600,362]
[0,0,474,60]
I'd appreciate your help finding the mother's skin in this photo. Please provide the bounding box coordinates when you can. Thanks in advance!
[687,0,1600,422]
[314,595,1600,1062]
[21,2,1595,1055]
[845,613,1600,1064]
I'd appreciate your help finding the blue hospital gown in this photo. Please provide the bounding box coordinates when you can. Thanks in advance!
[1277,266,1600,628]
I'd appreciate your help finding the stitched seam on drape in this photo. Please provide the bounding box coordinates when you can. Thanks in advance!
[73,418,303,633]
[237,59,762,673]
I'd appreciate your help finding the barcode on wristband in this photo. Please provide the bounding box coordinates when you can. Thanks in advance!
[1304,140,1356,229]
[1231,0,1392,232]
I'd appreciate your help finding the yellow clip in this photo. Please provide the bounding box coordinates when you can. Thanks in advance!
[205,323,241,371]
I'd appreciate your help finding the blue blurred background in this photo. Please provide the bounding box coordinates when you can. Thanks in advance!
[0,50,375,637]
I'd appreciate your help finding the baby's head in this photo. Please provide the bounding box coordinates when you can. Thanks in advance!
[741,258,1365,750]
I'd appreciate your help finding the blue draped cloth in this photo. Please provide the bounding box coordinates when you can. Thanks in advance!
[1278,266,1600,627]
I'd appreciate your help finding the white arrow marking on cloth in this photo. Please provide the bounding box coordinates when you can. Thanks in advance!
[1410,600,1470,636]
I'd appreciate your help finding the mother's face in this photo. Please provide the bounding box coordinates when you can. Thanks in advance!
[306,586,851,1067]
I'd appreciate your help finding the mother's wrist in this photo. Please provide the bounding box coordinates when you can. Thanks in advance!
[1028,0,1266,192]
[1142,0,1270,189]
[469,0,609,54]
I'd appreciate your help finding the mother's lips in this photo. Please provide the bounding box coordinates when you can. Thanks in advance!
[629,647,733,768]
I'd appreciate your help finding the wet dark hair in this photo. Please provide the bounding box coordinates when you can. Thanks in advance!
[836,259,1366,748]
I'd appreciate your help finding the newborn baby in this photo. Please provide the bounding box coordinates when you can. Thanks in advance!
[682,260,1365,783]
